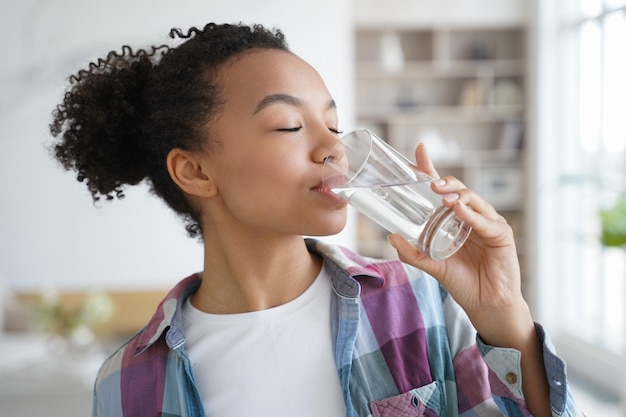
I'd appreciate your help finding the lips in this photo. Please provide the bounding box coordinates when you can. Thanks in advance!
[311,174,348,207]
[318,173,348,191]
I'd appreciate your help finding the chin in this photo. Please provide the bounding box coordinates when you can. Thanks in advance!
[305,221,347,238]
[306,230,344,238]
[299,210,348,237]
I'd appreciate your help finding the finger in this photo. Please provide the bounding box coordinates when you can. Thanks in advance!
[432,175,468,192]
[433,179,500,220]
[428,179,510,243]
[450,200,512,244]
[413,143,440,179]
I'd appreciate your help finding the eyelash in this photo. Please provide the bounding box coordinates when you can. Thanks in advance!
[276,127,343,134]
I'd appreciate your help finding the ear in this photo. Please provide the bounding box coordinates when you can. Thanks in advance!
[166,148,217,198]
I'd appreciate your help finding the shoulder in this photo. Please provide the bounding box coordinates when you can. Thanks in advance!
[93,332,177,417]
[93,273,201,402]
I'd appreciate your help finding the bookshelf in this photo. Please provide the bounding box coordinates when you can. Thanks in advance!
[353,25,527,267]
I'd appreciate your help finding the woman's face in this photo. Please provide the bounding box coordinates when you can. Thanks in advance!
[200,48,348,238]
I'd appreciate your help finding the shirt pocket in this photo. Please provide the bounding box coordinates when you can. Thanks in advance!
[369,381,444,417]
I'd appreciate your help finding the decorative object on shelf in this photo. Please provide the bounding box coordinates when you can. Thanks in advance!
[497,120,525,160]
[380,31,405,74]
[475,165,523,209]
[395,86,419,110]
[458,79,488,107]
[35,288,114,351]
[469,40,492,60]
[600,192,626,248]
[490,79,524,108]
[418,128,462,164]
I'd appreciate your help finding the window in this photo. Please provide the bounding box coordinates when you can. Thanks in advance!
[534,0,626,397]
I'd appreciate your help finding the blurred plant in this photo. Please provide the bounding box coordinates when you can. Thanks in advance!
[35,288,114,347]
[600,192,626,248]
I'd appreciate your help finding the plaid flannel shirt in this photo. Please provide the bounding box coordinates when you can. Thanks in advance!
[93,239,583,417]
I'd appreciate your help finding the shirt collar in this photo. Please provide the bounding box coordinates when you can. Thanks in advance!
[133,273,201,355]
[133,238,385,355]
[306,238,386,288]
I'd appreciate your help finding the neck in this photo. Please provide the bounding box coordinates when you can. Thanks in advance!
[192,234,321,314]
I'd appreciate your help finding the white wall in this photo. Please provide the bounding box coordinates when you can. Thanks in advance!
[0,0,355,291]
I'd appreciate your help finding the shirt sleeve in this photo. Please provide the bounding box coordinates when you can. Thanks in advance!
[477,323,586,417]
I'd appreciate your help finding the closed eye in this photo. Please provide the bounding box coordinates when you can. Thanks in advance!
[276,127,302,132]
[275,127,342,134]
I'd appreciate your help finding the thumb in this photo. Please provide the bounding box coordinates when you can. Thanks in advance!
[414,143,440,179]
[387,233,446,279]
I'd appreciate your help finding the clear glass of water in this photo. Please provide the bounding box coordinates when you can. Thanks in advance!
[323,129,471,261]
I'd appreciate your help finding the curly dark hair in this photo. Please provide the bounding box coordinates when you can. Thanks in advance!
[49,23,289,238]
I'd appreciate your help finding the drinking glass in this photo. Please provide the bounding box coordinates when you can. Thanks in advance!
[323,129,471,260]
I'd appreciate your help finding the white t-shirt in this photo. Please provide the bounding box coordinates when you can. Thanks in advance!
[182,263,346,417]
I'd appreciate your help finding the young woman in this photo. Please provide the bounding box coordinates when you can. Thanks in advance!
[50,23,583,417]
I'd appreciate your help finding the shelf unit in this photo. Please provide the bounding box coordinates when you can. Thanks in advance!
[353,25,527,267]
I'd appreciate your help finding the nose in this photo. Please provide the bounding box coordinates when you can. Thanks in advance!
[313,130,344,164]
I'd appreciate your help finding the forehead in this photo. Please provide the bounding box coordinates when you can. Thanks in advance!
[216,49,332,109]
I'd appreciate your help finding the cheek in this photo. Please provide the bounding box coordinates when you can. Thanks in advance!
[248,152,304,180]
[218,158,296,209]
[230,159,289,187]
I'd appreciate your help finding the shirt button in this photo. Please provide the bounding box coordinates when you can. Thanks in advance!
[506,372,518,384]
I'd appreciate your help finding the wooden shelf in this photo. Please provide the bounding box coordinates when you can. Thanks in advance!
[354,25,528,264]
[357,105,525,122]
[357,59,526,78]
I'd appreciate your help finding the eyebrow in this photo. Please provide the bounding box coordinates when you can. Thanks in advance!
[252,94,336,114]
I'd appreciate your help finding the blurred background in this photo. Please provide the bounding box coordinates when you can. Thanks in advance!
[1,0,625,415]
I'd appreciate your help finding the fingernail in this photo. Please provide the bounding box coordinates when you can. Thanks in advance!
[443,193,459,202]
[433,178,446,187]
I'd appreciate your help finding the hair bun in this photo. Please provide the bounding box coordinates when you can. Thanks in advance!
[51,46,166,201]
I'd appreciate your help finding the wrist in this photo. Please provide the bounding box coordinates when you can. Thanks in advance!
[472,302,536,350]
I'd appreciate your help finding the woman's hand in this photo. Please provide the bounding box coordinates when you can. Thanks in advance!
[389,144,553,417]
[387,143,531,346]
